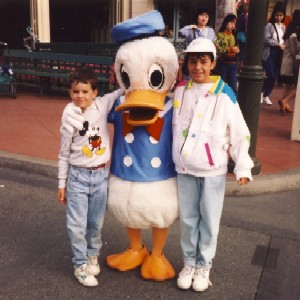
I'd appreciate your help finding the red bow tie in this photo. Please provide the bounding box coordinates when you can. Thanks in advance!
[122,112,164,141]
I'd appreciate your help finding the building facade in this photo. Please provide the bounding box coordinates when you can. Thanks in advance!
[0,0,299,48]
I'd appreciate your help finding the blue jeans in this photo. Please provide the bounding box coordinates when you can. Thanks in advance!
[177,173,226,268]
[66,165,108,267]
[262,47,282,97]
[219,62,238,93]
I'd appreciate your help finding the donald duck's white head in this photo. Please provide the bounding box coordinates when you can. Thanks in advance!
[111,10,179,126]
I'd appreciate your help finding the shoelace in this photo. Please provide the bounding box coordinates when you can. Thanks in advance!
[79,264,92,276]
[179,266,195,276]
[194,268,209,278]
[80,265,86,272]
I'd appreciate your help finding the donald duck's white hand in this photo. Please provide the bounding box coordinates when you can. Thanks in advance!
[61,103,84,133]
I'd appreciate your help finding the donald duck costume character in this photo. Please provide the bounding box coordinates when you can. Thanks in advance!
[105,10,179,281]
[61,10,179,281]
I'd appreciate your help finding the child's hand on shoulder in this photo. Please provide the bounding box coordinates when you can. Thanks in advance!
[238,177,250,185]
[62,103,84,134]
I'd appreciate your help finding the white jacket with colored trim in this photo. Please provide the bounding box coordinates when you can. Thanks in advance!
[172,77,254,181]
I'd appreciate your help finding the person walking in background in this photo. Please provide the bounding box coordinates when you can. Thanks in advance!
[179,8,216,45]
[57,67,122,287]
[236,3,249,70]
[215,14,239,93]
[261,2,286,105]
[173,38,253,292]
[278,9,300,114]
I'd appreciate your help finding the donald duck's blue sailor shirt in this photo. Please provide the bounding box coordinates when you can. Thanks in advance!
[108,96,176,182]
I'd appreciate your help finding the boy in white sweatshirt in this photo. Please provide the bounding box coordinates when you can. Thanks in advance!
[57,67,122,287]
[172,39,253,292]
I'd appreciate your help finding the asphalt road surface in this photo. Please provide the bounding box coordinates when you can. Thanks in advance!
[1,167,299,300]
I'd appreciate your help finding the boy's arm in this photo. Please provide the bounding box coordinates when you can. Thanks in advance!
[57,128,71,203]
[228,101,254,182]
[94,88,124,115]
[58,128,73,190]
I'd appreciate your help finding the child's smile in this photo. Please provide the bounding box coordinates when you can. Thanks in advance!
[69,82,98,112]
[187,54,216,83]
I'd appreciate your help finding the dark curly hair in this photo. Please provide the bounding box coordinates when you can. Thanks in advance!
[68,67,98,90]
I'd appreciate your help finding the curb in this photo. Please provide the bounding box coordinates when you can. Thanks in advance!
[0,151,299,196]
[0,151,57,178]
[225,168,300,196]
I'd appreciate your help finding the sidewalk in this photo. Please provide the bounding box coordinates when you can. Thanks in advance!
[0,86,299,195]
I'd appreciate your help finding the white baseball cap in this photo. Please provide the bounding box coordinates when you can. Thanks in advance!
[184,38,216,59]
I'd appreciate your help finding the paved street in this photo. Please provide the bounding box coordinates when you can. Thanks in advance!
[1,166,299,300]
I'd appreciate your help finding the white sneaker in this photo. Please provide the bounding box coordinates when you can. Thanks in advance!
[262,96,272,105]
[177,265,195,289]
[74,264,98,287]
[87,256,101,276]
[192,268,212,292]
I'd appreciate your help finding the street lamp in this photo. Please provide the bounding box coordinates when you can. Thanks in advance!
[233,0,269,175]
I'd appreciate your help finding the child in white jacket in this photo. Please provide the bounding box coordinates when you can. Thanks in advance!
[172,38,253,292]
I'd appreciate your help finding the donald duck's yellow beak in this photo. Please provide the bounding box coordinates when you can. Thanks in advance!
[116,90,168,126]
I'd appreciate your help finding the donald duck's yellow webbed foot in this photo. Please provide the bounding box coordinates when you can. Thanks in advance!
[141,253,175,281]
[106,246,148,271]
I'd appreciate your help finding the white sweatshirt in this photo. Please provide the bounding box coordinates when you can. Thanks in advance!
[172,77,254,181]
[58,89,123,188]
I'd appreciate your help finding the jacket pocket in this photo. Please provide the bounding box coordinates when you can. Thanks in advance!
[180,130,228,171]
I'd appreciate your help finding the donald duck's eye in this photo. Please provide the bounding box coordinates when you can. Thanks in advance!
[120,64,130,89]
[148,64,164,90]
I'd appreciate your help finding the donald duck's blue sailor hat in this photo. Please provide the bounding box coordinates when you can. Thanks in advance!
[111,10,165,45]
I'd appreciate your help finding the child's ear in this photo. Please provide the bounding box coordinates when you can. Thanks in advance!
[211,60,217,70]
[93,89,99,98]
